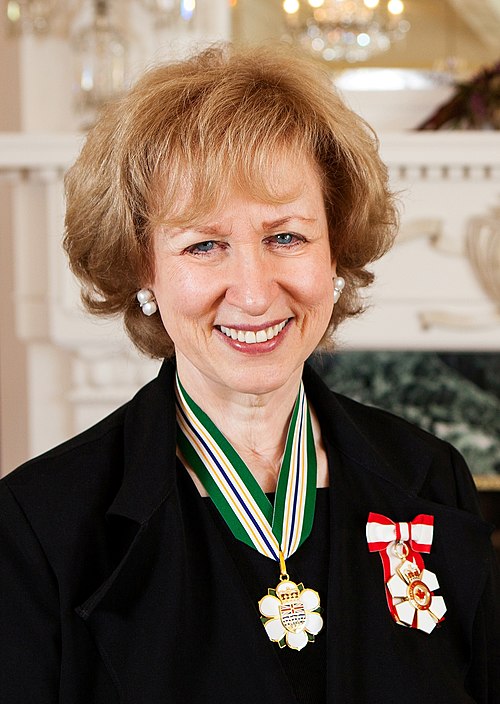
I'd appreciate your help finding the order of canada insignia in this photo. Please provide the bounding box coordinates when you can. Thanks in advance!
[387,559,446,633]
[366,512,447,634]
[258,579,323,651]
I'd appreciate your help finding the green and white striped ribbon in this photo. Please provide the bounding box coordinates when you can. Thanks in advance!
[175,374,317,562]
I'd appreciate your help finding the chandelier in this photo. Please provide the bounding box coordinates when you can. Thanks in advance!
[4,0,196,123]
[283,0,410,63]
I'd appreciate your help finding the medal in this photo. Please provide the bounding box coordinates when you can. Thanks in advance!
[176,375,323,650]
[366,513,447,633]
[258,551,323,650]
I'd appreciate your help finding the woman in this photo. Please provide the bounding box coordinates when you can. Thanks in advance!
[1,45,498,704]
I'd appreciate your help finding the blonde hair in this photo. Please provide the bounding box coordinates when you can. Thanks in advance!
[64,44,398,358]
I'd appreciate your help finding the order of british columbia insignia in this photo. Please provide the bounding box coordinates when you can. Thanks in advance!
[258,579,323,651]
[176,378,322,650]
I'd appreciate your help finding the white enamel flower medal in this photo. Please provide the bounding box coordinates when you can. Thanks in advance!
[176,374,324,651]
[258,550,323,650]
[366,512,447,633]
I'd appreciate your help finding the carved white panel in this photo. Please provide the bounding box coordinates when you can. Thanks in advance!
[339,133,500,351]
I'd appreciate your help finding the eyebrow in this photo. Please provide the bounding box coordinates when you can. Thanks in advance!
[262,216,317,230]
[168,224,222,239]
[172,215,317,238]
[171,215,317,238]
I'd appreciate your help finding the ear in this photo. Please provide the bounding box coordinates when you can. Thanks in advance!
[330,257,337,278]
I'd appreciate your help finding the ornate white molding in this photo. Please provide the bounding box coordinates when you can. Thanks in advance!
[0,133,82,170]
[379,132,500,169]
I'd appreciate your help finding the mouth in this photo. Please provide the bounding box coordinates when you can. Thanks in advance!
[216,319,289,345]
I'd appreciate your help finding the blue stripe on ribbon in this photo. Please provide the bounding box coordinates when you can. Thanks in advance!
[288,396,303,553]
[178,403,279,560]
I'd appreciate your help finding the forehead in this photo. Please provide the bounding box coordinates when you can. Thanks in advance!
[154,151,325,229]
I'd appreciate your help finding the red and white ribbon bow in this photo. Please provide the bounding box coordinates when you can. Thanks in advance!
[366,512,446,633]
[366,512,434,554]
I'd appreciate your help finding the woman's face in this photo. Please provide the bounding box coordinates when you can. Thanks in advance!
[151,155,336,397]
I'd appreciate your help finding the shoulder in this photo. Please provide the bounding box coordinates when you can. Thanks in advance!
[0,404,128,605]
[0,363,176,587]
[0,402,130,577]
[0,360,180,619]
[1,363,172,519]
[3,401,128,497]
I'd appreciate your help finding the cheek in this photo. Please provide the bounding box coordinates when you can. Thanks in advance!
[293,260,334,310]
[153,264,222,322]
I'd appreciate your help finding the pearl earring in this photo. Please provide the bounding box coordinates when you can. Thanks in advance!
[333,276,345,304]
[136,288,157,316]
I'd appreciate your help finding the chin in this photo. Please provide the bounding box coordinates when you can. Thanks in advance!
[221,364,303,397]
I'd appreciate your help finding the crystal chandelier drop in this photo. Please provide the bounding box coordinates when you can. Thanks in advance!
[5,0,195,34]
[5,0,74,34]
[139,0,195,27]
[72,0,128,117]
[283,0,410,63]
[4,0,196,123]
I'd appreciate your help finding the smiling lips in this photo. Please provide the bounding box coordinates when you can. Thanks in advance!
[218,319,288,344]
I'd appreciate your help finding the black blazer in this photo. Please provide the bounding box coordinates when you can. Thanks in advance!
[1,361,499,703]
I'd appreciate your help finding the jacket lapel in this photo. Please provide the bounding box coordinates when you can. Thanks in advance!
[76,360,178,621]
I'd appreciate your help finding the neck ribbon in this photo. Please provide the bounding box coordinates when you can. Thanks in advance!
[175,374,317,562]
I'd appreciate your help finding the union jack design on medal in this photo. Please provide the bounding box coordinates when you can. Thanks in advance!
[175,375,323,650]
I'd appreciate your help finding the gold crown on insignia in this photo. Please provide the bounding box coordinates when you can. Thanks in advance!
[276,581,300,602]
[405,567,421,580]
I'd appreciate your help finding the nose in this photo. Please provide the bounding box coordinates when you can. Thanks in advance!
[224,249,279,317]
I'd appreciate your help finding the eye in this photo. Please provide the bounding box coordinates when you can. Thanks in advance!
[186,240,219,255]
[267,233,304,247]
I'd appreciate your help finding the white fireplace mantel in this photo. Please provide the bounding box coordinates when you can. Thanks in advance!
[1,131,500,469]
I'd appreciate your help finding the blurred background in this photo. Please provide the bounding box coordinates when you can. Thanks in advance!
[1,0,500,133]
[1,2,499,551]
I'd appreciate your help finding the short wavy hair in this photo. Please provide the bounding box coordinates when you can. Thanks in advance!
[64,44,398,359]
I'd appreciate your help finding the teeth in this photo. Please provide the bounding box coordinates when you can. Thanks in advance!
[219,320,287,344]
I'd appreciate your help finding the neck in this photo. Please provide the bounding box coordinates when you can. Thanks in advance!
[176,359,303,492]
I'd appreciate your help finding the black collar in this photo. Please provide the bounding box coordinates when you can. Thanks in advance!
[106,358,438,526]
